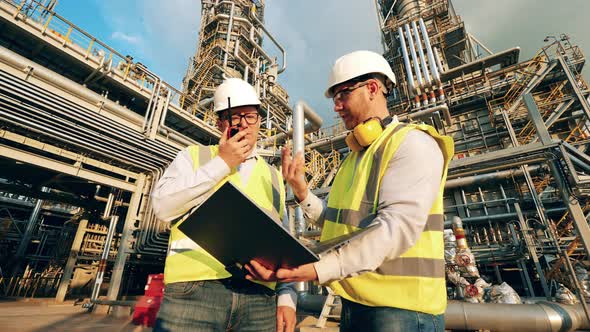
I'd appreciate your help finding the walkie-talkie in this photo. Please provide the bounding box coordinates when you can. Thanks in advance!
[227,97,239,138]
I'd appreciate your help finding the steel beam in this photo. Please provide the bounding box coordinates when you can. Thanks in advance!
[106,173,147,300]
[0,143,137,192]
[558,54,590,121]
[55,218,88,302]
[514,203,550,298]
[15,187,49,258]
[524,93,590,258]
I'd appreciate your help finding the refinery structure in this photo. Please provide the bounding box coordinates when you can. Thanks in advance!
[2,0,590,330]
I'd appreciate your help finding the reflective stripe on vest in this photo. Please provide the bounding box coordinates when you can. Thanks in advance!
[321,122,454,315]
[164,145,285,289]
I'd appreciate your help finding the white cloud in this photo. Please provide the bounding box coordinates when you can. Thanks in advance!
[111,31,142,44]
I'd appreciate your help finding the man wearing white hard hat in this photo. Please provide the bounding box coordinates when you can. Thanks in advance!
[248,51,454,331]
[151,78,297,332]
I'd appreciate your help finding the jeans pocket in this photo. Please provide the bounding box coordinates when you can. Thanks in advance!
[165,281,203,297]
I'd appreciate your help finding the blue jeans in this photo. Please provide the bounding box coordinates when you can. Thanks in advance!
[154,279,276,332]
[340,298,445,332]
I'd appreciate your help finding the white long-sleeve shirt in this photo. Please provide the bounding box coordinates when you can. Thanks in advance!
[151,148,298,309]
[300,127,445,284]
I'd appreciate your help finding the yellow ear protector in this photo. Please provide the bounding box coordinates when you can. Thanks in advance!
[345,116,393,152]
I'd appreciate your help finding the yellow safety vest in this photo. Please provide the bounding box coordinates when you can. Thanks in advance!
[163,145,286,290]
[321,122,454,315]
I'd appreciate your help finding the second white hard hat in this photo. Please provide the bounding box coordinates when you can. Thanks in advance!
[324,50,397,98]
[214,78,261,113]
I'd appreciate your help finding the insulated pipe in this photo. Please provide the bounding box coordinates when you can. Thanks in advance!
[0,68,179,163]
[397,26,416,96]
[249,26,273,65]
[248,8,287,74]
[296,295,590,331]
[411,20,431,87]
[292,102,305,236]
[404,23,424,90]
[398,103,452,124]
[259,101,323,147]
[445,165,542,189]
[419,18,441,85]
[221,1,235,70]
[433,46,445,74]
[446,301,590,331]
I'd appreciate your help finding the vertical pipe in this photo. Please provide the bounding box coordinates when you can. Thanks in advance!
[222,2,235,70]
[397,27,417,99]
[404,23,424,90]
[293,102,307,295]
[90,193,116,302]
[90,215,118,302]
[434,46,445,73]
[15,187,49,258]
[412,20,431,87]
[107,174,147,301]
[293,102,305,237]
[419,18,441,85]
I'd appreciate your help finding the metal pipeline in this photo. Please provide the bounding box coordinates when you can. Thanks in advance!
[296,294,590,331]
[398,103,452,124]
[397,26,417,97]
[292,101,305,236]
[404,23,424,91]
[446,301,590,331]
[221,1,235,70]
[248,8,287,74]
[0,46,144,128]
[259,101,323,147]
[0,65,179,168]
[445,165,542,189]
[411,20,431,88]
[434,46,445,74]
[419,18,441,86]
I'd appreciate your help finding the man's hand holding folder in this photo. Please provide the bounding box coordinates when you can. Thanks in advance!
[245,260,319,282]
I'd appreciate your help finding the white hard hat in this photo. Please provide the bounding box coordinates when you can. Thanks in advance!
[325,50,397,98]
[214,78,261,113]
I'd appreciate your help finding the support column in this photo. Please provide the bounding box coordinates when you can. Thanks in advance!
[107,174,146,301]
[514,203,550,298]
[55,218,88,303]
[15,187,49,258]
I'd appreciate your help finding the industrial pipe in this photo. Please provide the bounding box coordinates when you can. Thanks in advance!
[446,301,590,332]
[399,103,452,124]
[397,26,417,97]
[411,20,431,87]
[296,294,590,332]
[419,18,441,85]
[0,46,144,127]
[221,1,235,70]
[259,101,323,147]
[404,23,424,90]
[445,165,542,189]
[248,8,287,74]
[292,101,305,236]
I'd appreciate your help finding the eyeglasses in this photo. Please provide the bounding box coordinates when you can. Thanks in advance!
[230,113,259,126]
[332,81,370,105]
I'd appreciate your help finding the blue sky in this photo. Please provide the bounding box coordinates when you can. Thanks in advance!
[52,0,590,126]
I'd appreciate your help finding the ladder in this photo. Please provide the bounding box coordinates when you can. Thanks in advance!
[315,288,340,328]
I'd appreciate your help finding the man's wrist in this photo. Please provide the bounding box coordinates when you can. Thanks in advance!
[294,188,308,203]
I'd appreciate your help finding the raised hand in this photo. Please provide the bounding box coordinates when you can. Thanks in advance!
[281,146,308,201]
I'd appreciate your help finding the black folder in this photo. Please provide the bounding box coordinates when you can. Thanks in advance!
[177,182,381,271]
